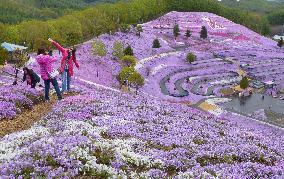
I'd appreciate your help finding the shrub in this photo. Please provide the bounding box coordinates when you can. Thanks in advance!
[117,67,135,85]
[186,52,196,64]
[121,55,136,67]
[92,40,106,57]
[200,26,208,39]
[117,67,144,91]
[128,71,145,90]
[112,41,124,60]
[173,24,180,39]
[152,39,161,48]
[123,45,134,56]
[240,76,249,89]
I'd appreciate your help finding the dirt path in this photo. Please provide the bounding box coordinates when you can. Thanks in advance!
[0,96,57,138]
[0,91,80,138]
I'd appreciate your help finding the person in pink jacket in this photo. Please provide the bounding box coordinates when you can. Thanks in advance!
[48,38,79,93]
[36,48,62,101]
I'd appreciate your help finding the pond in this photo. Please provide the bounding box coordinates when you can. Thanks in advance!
[222,93,284,127]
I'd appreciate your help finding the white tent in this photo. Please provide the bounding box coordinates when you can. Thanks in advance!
[273,35,284,40]
[1,42,27,52]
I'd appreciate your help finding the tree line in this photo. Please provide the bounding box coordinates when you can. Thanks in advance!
[218,0,284,27]
[267,9,284,26]
[0,0,119,24]
[0,0,271,51]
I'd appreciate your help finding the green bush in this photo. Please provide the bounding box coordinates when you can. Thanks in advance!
[117,67,144,90]
[92,40,106,57]
[128,71,145,90]
[186,52,196,64]
[112,41,124,60]
[121,55,137,67]
[117,67,135,84]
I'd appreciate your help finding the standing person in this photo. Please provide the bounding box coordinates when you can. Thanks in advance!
[36,48,62,101]
[22,67,40,88]
[48,38,79,93]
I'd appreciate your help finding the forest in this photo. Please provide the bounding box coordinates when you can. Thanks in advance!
[0,0,119,24]
[0,0,271,51]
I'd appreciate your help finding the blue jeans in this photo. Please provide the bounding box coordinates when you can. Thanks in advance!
[61,69,71,92]
[44,78,62,101]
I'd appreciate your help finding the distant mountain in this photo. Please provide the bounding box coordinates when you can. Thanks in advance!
[217,0,284,14]
[217,0,284,35]
[0,0,119,24]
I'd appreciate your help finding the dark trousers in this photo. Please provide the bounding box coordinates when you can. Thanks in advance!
[31,82,36,88]
[44,78,62,101]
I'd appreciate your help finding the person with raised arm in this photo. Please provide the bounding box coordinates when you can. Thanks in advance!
[48,38,79,93]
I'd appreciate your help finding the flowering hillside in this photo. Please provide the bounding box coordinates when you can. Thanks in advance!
[0,11,284,178]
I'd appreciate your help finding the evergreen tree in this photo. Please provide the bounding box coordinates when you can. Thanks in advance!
[186,52,196,64]
[277,37,283,48]
[185,29,191,38]
[152,39,161,48]
[173,24,180,39]
[123,45,134,56]
[200,26,208,39]
[240,76,249,89]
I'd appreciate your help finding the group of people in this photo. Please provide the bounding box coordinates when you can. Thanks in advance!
[23,38,80,101]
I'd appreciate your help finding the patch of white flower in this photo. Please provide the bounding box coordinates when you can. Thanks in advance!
[210,77,241,85]
[135,51,181,70]
[151,64,168,75]
[0,126,49,160]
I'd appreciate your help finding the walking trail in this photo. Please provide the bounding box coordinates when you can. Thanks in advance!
[0,96,56,137]
[0,92,79,138]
